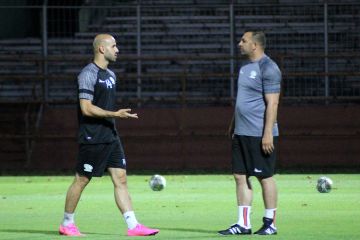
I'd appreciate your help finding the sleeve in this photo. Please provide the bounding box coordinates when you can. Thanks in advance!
[78,69,96,101]
[261,61,282,94]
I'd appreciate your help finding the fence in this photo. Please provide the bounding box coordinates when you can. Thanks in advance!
[0,1,360,171]
[0,1,359,105]
[1,53,360,105]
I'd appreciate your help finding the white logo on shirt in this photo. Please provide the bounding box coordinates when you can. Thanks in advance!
[99,78,115,89]
[249,71,257,79]
[254,168,263,173]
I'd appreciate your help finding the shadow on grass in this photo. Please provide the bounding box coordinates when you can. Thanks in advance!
[0,229,117,236]
[160,227,215,234]
[159,227,228,239]
[0,228,225,239]
[0,229,57,235]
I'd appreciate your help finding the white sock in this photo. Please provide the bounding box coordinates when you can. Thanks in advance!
[123,211,138,229]
[265,208,277,228]
[237,206,251,229]
[62,212,75,226]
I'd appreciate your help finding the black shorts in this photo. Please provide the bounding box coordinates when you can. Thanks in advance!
[232,135,278,177]
[76,139,126,178]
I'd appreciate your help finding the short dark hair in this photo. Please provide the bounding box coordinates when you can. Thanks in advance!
[246,30,266,50]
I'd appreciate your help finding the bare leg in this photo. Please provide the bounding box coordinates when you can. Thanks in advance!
[65,173,91,213]
[108,167,133,213]
[257,176,277,209]
[234,173,253,205]
[217,174,253,233]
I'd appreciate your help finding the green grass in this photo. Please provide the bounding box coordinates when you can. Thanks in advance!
[0,174,360,240]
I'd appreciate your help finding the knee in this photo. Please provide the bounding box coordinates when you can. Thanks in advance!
[257,176,275,186]
[113,175,128,188]
[75,174,91,188]
[233,174,247,185]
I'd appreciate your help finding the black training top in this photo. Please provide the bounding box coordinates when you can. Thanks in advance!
[77,62,118,144]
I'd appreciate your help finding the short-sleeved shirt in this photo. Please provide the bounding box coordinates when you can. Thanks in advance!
[77,62,118,144]
[234,54,281,137]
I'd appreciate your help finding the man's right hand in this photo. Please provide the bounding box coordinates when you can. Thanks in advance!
[227,114,235,139]
[227,129,234,139]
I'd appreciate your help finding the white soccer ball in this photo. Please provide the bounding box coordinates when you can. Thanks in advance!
[149,174,166,191]
[316,176,333,193]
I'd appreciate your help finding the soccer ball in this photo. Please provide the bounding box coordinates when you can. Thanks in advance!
[149,174,166,191]
[316,176,333,193]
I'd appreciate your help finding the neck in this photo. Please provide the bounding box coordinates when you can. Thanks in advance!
[93,56,109,69]
[248,51,265,62]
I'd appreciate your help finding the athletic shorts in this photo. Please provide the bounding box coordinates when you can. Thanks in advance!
[232,135,278,177]
[76,138,126,178]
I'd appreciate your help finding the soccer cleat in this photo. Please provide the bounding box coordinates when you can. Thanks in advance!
[254,217,277,235]
[127,224,159,236]
[59,223,84,236]
[218,224,252,235]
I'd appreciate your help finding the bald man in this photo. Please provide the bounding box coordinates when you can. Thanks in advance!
[59,34,159,237]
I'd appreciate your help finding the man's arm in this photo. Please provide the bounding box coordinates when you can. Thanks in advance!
[262,93,280,154]
[227,114,235,139]
[80,99,138,119]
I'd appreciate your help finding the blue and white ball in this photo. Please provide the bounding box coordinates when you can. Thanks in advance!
[149,174,166,191]
[316,176,333,193]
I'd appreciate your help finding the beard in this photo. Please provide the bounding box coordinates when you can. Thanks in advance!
[240,48,248,56]
[105,53,117,62]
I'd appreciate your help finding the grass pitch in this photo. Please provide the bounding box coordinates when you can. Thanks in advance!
[0,174,359,240]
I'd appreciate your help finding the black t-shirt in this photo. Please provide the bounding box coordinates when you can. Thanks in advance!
[77,62,118,144]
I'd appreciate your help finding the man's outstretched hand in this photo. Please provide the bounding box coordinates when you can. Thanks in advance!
[114,109,138,119]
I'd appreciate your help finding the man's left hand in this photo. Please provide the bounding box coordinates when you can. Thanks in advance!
[262,134,274,155]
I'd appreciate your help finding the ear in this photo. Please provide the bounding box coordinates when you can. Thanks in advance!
[252,42,257,51]
[99,45,105,54]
